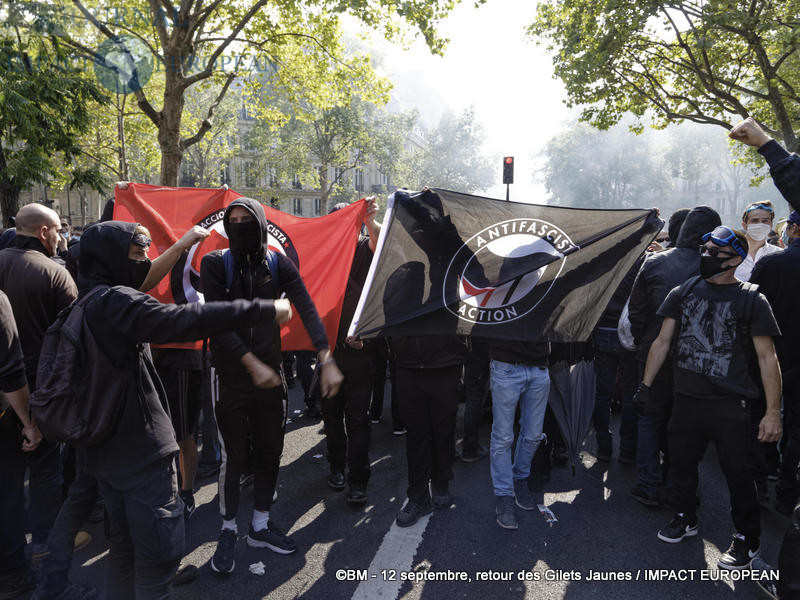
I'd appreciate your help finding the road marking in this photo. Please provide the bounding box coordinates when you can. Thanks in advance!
[351,508,432,600]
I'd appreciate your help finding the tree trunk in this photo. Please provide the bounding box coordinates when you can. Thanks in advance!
[319,166,329,216]
[159,79,185,186]
[0,146,21,227]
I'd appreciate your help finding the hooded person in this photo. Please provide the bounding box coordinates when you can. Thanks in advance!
[200,197,343,575]
[627,205,721,507]
[75,220,290,600]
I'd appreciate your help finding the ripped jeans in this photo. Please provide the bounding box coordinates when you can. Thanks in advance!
[489,360,550,497]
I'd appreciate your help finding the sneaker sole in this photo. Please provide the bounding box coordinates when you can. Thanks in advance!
[718,549,760,571]
[210,559,235,575]
[346,496,368,505]
[496,515,518,530]
[657,527,698,543]
[631,493,661,507]
[327,482,346,491]
[246,535,296,554]
[514,497,536,511]
[460,454,486,463]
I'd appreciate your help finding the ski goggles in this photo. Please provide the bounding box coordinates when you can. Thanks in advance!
[744,202,774,216]
[701,226,747,259]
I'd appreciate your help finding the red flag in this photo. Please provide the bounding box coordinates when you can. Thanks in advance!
[114,183,366,350]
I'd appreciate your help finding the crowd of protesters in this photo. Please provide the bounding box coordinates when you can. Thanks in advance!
[0,117,798,600]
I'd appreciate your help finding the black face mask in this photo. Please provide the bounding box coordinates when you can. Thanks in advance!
[700,255,735,280]
[128,258,151,290]
[227,220,262,254]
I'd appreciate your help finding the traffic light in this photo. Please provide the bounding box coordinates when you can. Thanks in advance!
[503,156,514,184]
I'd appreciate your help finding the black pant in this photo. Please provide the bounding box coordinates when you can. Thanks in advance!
[215,374,287,519]
[463,338,490,453]
[777,367,800,504]
[396,365,460,504]
[369,340,389,421]
[97,456,184,600]
[779,504,800,599]
[322,349,373,485]
[668,394,760,542]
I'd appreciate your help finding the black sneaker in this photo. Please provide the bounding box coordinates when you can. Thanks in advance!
[247,522,297,554]
[173,564,199,586]
[717,534,759,570]
[395,501,432,527]
[346,484,367,505]
[327,472,346,490]
[5,569,37,600]
[461,445,488,463]
[495,495,518,530]
[392,426,407,436]
[657,513,698,543]
[631,484,661,507]
[210,529,237,575]
[514,479,536,511]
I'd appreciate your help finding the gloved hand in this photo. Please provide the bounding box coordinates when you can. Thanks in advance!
[633,383,651,416]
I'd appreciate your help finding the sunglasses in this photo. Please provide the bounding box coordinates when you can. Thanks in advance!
[699,245,738,258]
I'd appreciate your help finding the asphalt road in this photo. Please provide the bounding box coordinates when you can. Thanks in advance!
[63,381,789,600]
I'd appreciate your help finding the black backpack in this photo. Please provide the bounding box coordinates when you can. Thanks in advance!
[673,275,761,383]
[30,285,132,446]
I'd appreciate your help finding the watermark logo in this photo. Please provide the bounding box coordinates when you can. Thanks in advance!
[93,35,153,94]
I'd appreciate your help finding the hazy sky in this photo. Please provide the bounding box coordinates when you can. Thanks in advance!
[351,0,575,202]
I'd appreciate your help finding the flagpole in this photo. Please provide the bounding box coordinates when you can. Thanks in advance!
[347,192,396,337]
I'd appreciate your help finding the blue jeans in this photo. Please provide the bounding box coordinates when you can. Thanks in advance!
[489,361,550,497]
[592,328,638,453]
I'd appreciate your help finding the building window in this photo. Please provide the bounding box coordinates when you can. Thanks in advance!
[380,170,389,186]
[334,167,345,182]
[293,174,302,189]
[313,198,320,216]
[354,169,364,192]
[292,198,303,216]
[245,161,258,188]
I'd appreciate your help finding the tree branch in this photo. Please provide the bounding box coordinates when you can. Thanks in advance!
[180,72,236,149]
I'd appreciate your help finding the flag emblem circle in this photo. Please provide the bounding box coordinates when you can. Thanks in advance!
[442,218,574,325]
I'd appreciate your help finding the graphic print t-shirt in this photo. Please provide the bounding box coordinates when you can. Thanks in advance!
[657,280,780,400]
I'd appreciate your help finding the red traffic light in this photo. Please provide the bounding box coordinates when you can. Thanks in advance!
[504,156,513,164]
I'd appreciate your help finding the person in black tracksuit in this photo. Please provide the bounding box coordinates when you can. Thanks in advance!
[392,335,466,527]
[322,200,381,504]
[200,197,342,575]
[75,221,287,600]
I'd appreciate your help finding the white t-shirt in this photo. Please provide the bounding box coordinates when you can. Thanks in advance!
[735,241,783,281]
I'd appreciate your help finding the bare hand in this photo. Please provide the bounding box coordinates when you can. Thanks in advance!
[729,117,772,148]
[648,241,665,252]
[22,422,42,452]
[248,360,282,389]
[344,335,363,349]
[115,181,129,190]
[274,299,293,325]
[320,360,344,398]
[178,226,209,251]
[758,412,782,442]
[56,235,68,254]
[364,196,378,221]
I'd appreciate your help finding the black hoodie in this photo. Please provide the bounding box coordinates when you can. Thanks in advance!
[200,197,328,375]
[77,221,277,479]
[628,206,722,361]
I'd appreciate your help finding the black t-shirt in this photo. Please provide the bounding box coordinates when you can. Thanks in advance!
[337,236,373,344]
[657,280,780,400]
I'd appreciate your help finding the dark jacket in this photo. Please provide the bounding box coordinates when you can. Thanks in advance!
[489,339,549,366]
[0,290,27,395]
[77,221,277,480]
[0,236,77,386]
[391,335,467,369]
[750,237,800,369]
[595,257,644,330]
[200,197,328,374]
[759,140,800,212]
[628,206,721,361]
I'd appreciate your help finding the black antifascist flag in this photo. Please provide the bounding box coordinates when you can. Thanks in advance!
[349,188,662,342]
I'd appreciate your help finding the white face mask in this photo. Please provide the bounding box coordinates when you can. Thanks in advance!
[746,223,771,242]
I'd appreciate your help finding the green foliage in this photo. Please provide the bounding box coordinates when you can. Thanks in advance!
[529,0,800,153]
[396,108,493,193]
[0,32,109,223]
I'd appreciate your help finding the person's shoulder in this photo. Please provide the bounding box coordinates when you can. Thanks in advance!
[761,243,783,257]
[201,249,225,265]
